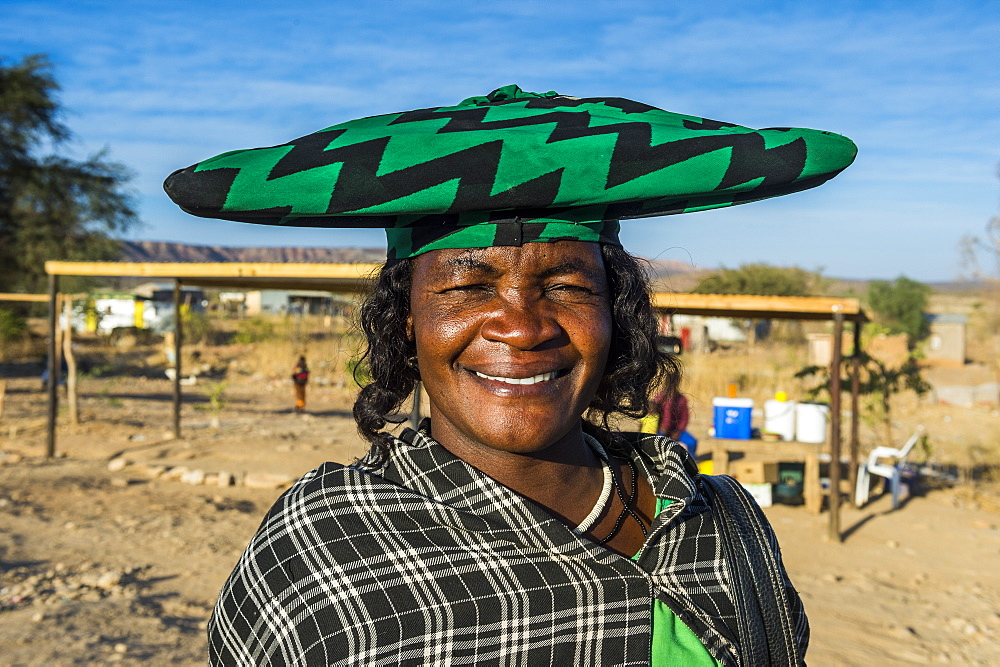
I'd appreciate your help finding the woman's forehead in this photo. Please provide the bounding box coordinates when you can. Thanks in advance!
[413,241,606,277]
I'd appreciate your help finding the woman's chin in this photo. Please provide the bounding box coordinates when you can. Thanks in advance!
[428,405,583,458]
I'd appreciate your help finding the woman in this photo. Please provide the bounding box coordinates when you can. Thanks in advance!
[291,355,309,413]
[165,85,856,665]
[651,389,689,442]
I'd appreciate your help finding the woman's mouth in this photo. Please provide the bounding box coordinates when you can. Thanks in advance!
[471,370,561,385]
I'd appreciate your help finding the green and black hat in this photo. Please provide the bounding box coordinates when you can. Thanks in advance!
[164,84,857,260]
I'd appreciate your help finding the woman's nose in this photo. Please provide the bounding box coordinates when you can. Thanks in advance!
[479,296,564,351]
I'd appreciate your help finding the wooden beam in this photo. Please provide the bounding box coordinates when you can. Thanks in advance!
[181,277,372,292]
[45,261,381,280]
[0,293,50,303]
[44,261,380,293]
[0,292,109,303]
[652,292,867,322]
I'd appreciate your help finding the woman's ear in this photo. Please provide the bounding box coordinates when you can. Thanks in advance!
[405,314,414,342]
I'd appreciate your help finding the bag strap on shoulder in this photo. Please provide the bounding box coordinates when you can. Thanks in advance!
[701,474,801,666]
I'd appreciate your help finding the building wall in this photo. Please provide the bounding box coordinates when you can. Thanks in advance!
[806,332,857,367]
[924,321,966,366]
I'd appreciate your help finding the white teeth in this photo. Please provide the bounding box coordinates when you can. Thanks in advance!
[473,371,558,385]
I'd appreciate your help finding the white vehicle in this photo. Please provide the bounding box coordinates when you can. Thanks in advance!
[73,295,167,335]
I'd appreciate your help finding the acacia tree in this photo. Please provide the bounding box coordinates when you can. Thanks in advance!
[0,54,136,294]
[960,166,1000,357]
[692,263,817,297]
[866,276,931,345]
[960,164,1000,282]
[692,263,820,344]
[796,350,930,447]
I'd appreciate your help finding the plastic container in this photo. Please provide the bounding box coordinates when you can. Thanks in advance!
[795,402,830,443]
[740,482,773,508]
[678,430,698,457]
[764,397,797,441]
[774,462,805,505]
[712,397,754,439]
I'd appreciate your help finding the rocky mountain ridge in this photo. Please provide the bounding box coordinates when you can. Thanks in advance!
[119,240,705,281]
[118,241,386,264]
[119,240,974,292]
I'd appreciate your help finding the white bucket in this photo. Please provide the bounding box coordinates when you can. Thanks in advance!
[795,402,829,443]
[764,399,797,441]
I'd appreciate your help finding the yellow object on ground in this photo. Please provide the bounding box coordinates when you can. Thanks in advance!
[698,460,714,476]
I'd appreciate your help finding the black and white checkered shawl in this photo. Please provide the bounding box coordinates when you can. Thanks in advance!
[208,427,808,666]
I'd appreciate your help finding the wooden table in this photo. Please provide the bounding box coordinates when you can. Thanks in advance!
[709,439,824,514]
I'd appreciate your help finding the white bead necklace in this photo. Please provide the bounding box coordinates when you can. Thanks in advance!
[572,434,613,535]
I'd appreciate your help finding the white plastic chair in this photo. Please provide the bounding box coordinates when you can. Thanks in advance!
[855,427,923,510]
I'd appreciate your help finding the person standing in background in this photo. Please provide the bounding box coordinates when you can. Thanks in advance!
[653,389,689,441]
[292,356,309,413]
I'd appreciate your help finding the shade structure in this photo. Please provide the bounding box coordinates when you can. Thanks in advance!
[42,260,866,541]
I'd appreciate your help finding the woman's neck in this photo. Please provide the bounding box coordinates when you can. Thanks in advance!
[429,420,605,526]
[425,419,656,556]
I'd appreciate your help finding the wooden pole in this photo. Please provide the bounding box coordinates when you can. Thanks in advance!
[410,381,422,430]
[54,293,64,396]
[62,296,79,425]
[173,280,182,439]
[46,273,59,458]
[850,321,862,500]
[829,311,844,542]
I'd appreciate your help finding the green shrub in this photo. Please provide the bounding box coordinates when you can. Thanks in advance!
[866,276,931,344]
[181,310,214,345]
[693,263,819,296]
[233,317,277,344]
[196,382,227,413]
[0,308,28,344]
[0,308,29,359]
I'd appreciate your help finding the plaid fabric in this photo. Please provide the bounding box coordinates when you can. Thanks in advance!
[208,427,807,665]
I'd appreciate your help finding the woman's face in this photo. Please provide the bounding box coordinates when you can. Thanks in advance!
[408,241,612,457]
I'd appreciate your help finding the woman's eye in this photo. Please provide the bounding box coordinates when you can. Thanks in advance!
[443,283,490,293]
[547,283,592,294]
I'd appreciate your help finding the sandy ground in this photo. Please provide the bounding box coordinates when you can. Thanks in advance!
[1,368,998,665]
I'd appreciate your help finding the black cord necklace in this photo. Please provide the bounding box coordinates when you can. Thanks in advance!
[597,455,649,545]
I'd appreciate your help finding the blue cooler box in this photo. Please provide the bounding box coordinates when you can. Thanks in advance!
[713,398,754,439]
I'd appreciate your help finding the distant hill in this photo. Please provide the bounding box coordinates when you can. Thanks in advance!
[118,241,714,290]
[118,241,385,264]
[116,241,983,295]
[119,241,704,270]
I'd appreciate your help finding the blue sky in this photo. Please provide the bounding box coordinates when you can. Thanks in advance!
[2,0,998,281]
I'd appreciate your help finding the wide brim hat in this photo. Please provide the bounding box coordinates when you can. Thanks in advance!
[164,85,857,259]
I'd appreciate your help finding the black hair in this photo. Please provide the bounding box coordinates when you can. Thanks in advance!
[352,244,680,465]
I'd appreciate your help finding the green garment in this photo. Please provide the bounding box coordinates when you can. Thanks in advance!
[635,498,721,666]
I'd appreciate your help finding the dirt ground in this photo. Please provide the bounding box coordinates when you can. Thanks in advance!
[1,359,999,665]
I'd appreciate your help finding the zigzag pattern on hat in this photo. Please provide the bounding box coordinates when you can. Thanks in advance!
[165,89,855,227]
[163,85,856,257]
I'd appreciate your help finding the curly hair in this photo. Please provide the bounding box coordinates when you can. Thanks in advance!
[352,244,680,464]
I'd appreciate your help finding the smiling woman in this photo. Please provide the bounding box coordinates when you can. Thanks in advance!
[354,241,667,470]
[164,85,856,666]
[409,243,614,456]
